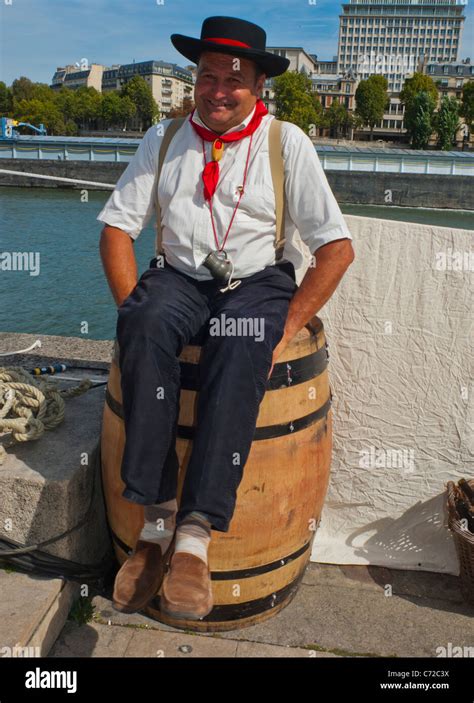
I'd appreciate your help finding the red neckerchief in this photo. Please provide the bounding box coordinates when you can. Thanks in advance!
[189,98,268,201]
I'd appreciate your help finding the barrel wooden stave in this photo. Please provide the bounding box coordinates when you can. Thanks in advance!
[100,316,332,631]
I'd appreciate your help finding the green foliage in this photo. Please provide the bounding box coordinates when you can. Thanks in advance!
[460,82,474,136]
[1,562,16,574]
[101,92,136,130]
[55,88,78,122]
[68,596,95,626]
[400,72,438,108]
[404,91,436,149]
[74,87,102,130]
[355,75,389,138]
[11,76,36,102]
[0,81,13,113]
[324,99,353,138]
[120,75,159,130]
[272,70,324,133]
[13,98,66,135]
[435,96,461,151]
[2,73,161,135]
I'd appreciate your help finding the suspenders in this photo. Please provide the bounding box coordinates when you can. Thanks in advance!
[155,116,286,262]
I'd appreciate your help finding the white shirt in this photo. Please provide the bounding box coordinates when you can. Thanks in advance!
[96,105,352,281]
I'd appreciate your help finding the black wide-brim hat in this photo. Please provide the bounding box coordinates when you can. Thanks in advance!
[171,16,290,78]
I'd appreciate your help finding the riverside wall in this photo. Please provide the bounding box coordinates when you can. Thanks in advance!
[0,159,472,209]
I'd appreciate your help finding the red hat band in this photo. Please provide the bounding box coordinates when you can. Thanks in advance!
[204,37,252,49]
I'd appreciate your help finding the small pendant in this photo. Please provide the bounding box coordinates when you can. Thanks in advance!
[202,249,231,282]
[212,139,224,162]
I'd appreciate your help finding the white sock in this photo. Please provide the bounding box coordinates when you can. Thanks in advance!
[137,498,177,554]
[174,511,212,565]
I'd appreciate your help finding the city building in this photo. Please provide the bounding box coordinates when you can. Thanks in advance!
[337,0,466,92]
[51,60,194,121]
[313,68,359,112]
[309,55,339,75]
[51,63,105,92]
[336,1,469,142]
[422,58,474,100]
[101,60,194,119]
[266,47,317,75]
[261,42,473,144]
[263,48,358,121]
[261,48,358,138]
[262,48,318,113]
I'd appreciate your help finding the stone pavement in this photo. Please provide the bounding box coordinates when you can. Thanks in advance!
[47,562,474,658]
[1,332,472,660]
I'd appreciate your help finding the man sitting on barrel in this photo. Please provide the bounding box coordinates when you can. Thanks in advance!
[98,15,355,621]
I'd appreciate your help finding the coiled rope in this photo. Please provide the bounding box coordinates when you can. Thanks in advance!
[0,366,93,465]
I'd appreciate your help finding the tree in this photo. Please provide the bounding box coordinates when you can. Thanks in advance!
[29,83,57,104]
[460,82,474,141]
[0,81,12,114]
[101,92,136,130]
[435,96,461,151]
[74,87,102,131]
[101,91,124,128]
[325,99,353,139]
[11,76,36,103]
[400,72,439,147]
[400,72,438,109]
[13,98,66,135]
[272,70,324,134]
[118,95,137,130]
[55,87,78,123]
[355,75,389,140]
[120,76,159,131]
[404,90,436,149]
[311,96,325,134]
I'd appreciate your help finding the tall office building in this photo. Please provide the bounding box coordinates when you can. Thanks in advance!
[337,0,466,92]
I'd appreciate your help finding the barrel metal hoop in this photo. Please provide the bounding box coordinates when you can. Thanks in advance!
[179,344,329,392]
[111,529,312,581]
[177,396,332,441]
[150,569,306,623]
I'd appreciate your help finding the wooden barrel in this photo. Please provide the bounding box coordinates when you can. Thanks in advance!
[100,315,332,632]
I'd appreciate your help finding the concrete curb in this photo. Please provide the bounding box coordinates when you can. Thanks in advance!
[0,569,80,657]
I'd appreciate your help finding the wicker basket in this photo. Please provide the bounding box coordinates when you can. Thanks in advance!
[446,480,474,605]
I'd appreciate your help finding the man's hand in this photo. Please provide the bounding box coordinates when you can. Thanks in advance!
[267,238,355,381]
[267,332,293,380]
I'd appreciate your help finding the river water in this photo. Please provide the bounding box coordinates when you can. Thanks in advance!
[0,187,472,341]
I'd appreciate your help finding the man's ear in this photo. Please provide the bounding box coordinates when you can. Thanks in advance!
[257,76,266,98]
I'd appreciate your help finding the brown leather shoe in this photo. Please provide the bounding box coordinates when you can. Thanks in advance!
[112,537,175,613]
[160,551,213,621]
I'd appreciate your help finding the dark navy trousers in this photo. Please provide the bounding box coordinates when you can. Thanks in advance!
[116,257,297,532]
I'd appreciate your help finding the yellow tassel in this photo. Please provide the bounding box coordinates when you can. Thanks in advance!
[212,139,224,162]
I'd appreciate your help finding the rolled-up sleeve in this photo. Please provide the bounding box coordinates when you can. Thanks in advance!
[96,123,165,239]
[282,123,352,253]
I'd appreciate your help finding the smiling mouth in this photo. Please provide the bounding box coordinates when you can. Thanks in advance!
[207,100,232,110]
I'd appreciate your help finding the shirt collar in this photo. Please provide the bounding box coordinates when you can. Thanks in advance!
[192,103,257,135]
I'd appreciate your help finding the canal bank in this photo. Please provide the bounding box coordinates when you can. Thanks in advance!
[0,158,473,210]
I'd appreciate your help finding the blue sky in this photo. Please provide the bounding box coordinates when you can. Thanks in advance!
[0,0,473,86]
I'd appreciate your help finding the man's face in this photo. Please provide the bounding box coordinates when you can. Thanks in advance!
[194,51,266,134]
